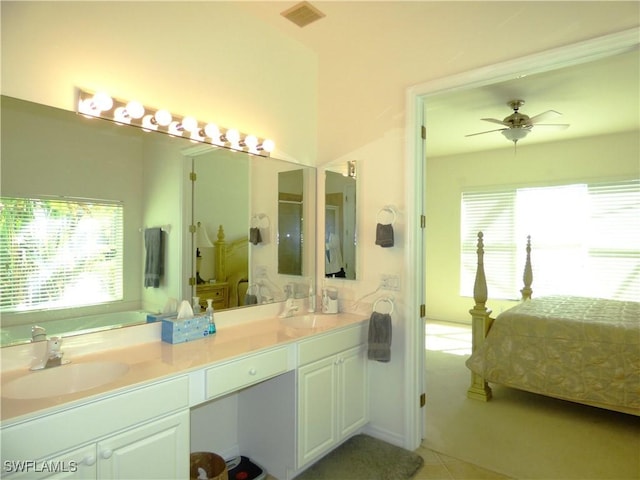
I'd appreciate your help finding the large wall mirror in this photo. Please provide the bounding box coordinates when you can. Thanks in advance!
[324,162,357,280]
[0,95,316,347]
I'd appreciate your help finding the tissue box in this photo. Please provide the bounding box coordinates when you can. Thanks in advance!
[161,315,210,344]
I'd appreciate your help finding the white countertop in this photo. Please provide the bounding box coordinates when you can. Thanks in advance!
[0,312,367,424]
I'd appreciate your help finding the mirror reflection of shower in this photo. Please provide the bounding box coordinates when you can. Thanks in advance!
[325,163,357,280]
[278,169,304,276]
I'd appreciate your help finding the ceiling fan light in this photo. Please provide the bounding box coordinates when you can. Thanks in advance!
[502,128,530,143]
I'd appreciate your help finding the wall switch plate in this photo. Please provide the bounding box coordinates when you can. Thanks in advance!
[380,274,400,291]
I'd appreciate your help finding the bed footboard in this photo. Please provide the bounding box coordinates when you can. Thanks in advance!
[467,232,493,401]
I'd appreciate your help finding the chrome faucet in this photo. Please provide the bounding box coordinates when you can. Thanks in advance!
[30,336,67,370]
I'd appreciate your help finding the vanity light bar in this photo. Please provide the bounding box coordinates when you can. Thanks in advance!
[76,89,275,156]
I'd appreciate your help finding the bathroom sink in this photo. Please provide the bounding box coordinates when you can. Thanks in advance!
[281,314,338,330]
[2,361,130,400]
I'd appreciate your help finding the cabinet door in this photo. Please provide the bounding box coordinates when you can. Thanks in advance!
[337,345,368,439]
[3,445,97,480]
[297,356,337,467]
[96,411,189,479]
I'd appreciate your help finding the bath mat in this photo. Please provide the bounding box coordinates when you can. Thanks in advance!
[295,434,424,480]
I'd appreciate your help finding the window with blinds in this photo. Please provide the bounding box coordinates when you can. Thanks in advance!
[461,179,639,302]
[0,197,124,312]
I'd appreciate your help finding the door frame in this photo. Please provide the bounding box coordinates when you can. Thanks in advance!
[402,27,639,450]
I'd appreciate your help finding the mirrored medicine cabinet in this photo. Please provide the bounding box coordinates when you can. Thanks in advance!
[324,162,357,280]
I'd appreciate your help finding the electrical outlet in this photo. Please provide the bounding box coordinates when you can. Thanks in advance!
[380,274,400,291]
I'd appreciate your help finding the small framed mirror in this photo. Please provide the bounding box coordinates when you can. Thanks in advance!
[324,161,357,280]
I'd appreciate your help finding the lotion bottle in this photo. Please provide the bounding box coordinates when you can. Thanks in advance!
[206,299,216,334]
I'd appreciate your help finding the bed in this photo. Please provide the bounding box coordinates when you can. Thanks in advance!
[205,224,250,308]
[465,232,640,415]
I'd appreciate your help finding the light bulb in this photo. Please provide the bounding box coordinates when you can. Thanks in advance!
[261,139,275,153]
[181,116,198,133]
[126,100,145,119]
[114,107,131,124]
[244,135,258,149]
[225,129,240,144]
[142,114,158,131]
[203,124,220,139]
[92,92,113,112]
[154,109,172,126]
[168,121,183,136]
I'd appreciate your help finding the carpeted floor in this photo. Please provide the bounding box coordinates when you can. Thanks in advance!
[424,321,640,479]
[295,434,424,480]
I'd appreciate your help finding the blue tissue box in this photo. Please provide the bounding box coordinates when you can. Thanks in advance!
[161,315,210,344]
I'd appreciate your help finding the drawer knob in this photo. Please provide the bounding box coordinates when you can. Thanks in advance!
[83,455,96,466]
[101,449,113,459]
[249,368,257,376]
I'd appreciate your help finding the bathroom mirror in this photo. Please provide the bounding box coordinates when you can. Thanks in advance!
[324,162,357,279]
[0,95,316,346]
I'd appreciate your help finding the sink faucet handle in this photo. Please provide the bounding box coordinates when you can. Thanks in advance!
[31,325,47,342]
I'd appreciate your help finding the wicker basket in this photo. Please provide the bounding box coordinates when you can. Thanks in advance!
[190,452,228,480]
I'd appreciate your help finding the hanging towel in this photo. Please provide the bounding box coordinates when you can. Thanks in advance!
[375,223,394,248]
[368,311,392,362]
[144,228,164,288]
[249,227,262,245]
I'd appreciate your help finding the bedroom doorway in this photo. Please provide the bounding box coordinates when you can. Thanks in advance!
[405,28,639,450]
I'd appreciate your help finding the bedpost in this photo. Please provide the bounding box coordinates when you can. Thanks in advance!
[214,224,227,282]
[520,235,533,300]
[467,232,493,401]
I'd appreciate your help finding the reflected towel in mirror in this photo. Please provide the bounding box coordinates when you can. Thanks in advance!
[144,227,164,288]
[249,227,262,245]
[375,223,394,248]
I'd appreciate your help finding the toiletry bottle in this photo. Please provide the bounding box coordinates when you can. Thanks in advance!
[308,284,315,313]
[192,296,201,314]
[206,299,216,334]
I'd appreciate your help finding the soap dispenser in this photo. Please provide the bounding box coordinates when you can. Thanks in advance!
[205,299,216,334]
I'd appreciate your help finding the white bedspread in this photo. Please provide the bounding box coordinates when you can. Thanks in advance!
[466,296,640,413]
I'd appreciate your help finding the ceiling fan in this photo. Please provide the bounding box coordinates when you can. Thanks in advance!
[466,99,570,145]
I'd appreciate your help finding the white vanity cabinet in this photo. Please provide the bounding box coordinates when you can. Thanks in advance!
[296,324,368,468]
[1,377,190,479]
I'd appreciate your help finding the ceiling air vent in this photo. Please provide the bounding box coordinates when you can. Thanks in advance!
[281,1,326,28]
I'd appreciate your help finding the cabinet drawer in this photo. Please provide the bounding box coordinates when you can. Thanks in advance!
[205,347,289,399]
[298,323,366,366]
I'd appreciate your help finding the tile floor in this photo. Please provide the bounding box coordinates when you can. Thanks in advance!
[412,444,511,480]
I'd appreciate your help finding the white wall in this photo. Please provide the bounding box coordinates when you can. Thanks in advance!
[425,130,640,323]
[325,127,408,445]
[1,2,317,165]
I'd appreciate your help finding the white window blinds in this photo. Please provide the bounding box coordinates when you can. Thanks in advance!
[1,197,124,312]
[461,179,639,302]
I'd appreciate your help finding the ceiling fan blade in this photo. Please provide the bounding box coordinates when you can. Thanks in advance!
[465,128,507,137]
[532,123,570,130]
[528,110,562,124]
[480,118,509,126]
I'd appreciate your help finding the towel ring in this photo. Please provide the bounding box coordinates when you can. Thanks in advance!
[373,297,394,315]
[376,206,396,225]
[252,214,270,229]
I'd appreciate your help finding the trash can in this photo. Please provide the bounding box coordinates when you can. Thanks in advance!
[226,456,266,480]
[190,452,228,480]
